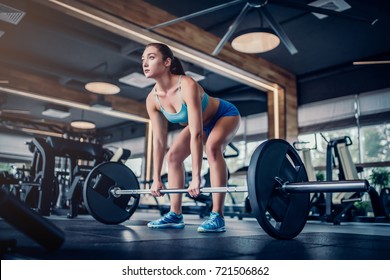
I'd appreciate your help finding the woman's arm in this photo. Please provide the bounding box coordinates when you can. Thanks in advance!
[181,77,203,197]
[146,93,168,195]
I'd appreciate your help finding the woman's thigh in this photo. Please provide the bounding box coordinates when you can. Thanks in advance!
[167,126,192,163]
[206,115,240,151]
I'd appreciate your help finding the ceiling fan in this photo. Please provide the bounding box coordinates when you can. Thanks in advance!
[147,0,378,56]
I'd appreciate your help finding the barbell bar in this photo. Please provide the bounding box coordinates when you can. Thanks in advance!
[110,186,249,197]
[280,180,369,193]
[110,180,369,197]
[83,139,371,240]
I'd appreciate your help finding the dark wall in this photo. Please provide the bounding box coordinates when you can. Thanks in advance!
[298,63,390,105]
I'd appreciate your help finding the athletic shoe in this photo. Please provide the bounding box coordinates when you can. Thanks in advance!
[197,212,226,233]
[147,211,185,229]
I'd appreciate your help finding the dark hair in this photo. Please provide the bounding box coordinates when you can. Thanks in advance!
[146,43,185,75]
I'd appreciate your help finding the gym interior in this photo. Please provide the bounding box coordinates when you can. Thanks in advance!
[1,0,390,263]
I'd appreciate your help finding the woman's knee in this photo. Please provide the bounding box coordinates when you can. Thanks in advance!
[166,148,185,167]
[205,141,224,163]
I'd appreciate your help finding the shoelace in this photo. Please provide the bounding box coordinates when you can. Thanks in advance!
[160,213,180,223]
[206,215,222,227]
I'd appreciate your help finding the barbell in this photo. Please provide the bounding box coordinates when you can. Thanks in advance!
[83,139,370,240]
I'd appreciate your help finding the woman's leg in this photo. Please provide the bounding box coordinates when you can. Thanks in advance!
[205,115,240,216]
[166,126,191,214]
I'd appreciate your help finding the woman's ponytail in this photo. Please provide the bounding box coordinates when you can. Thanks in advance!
[170,57,185,75]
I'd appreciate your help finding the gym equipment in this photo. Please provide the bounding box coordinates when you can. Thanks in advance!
[67,147,131,219]
[21,137,58,215]
[83,162,140,224]
[248,139,310,239]
[380,188,390,218]
[0,188,64,251]
[83,139,370,239]
[323,136,385,223]
[21,136,110,216]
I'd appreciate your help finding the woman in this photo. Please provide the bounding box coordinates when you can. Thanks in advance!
[143,43,240,233]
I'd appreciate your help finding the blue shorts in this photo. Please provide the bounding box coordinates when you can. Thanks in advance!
[203,99,240,137]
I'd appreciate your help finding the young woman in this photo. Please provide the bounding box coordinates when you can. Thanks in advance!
[143,43,240,232]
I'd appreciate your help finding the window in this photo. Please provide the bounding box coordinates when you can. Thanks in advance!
[361,124,390,163]
[298,122,390,184]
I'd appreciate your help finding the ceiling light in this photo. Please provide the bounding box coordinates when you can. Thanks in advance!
[231,28,280,54]
[70,120,96,130]
[71,110,96,129]
[85,81,120,95]
[119,72,155,88]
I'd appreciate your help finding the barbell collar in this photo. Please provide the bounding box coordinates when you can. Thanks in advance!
[111,186,248,196]
[282,180,370,194]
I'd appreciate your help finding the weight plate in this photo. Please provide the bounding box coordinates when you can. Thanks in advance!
[83,162,140,224]
[247,139,310,239]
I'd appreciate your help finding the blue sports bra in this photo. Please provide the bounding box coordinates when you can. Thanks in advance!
[155,75,209,124]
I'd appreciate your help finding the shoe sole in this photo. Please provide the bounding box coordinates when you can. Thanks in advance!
[148,223,185,229]
[197,226,226,233]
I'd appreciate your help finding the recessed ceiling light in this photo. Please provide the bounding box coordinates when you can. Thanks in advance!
[119,72,155,88]
[85,81,120,95]
[42,107,71,119]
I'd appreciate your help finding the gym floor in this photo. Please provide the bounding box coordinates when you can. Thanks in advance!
[1,210,390,260]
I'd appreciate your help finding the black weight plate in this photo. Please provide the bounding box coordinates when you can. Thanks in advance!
[83,162,140,224]
[247,139,310,239]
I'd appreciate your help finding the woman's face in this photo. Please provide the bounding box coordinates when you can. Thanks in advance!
[142,46,170,79]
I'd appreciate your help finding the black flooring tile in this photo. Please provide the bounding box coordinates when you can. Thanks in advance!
[1,214,390,260]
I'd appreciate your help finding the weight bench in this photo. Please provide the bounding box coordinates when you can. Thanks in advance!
[326,137,385,223]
